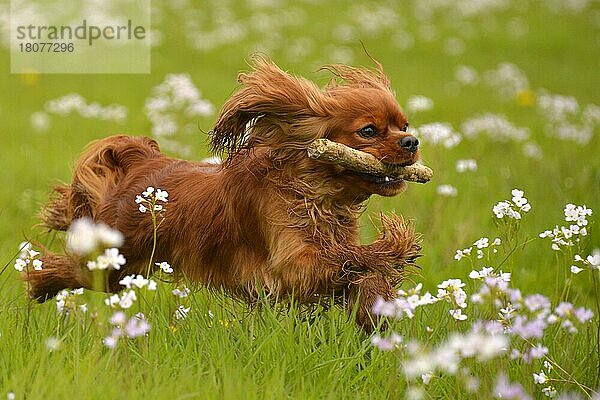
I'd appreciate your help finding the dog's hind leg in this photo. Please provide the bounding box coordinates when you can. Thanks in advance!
[25,251,90,302]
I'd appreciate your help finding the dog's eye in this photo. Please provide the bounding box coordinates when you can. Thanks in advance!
[358,125,379,139]
[402,122,409,132]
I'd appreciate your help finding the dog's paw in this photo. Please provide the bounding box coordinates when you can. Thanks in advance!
[372,214,422,266]
[347,272,395,334]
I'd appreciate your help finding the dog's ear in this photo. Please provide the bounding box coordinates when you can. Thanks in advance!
[210,56,328,159]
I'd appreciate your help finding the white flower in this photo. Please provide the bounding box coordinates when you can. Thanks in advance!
[89,248,126,271]
[55,288,85,315]
[484,63,530,99]
[118,290,137,309]
[125,316,151,338]
[139,204,148,213]
[143,186,155,197]
[95,224,124,248]
[455,65,479,85]
[406,95,434,113]
[14,258,27,272]
[104,337,119,349]
[118,275,134,288]
[473,237,489,249]
[131,274,150,289]
[461,113,529,142]
[66,218,123,256]
[156,261,173,274]
[469,267,495,280]
[533,371,548,384]
[570,265,583,274]
[588,253,600,269]
[540,205,593,250]
[542,386,557,398]
[437,279,468,310]
[172,287,190,298]
[401,331,507,379]
[564,204,592,226]
[493,201,520,219]
[145,74,214,151]
[32,259,43,270]
[65,219,97,254]
[27,249,40,259]
[103,248,126,270]
[415,122,461,148]
[511,189,524,200]
[456,159,477,173]
[110,311,127,325]
[438,279,466,290]
[421,372,434,385]
[45,337,61,352]
[455,247,473,261]
[450,309,468,321]
[175,305,191,320]
[119,274,157,290]
[155,189,169,202]
[468,270,480,279]
[46,93,127,123]
[105,294,121,308]
[437,184,458,197]
[455,250,466,261]
[493,201,512,218]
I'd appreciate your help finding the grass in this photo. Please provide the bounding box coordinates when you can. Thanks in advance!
[1,0,599,398]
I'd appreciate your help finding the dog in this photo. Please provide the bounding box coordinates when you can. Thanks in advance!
[27,56,422,332]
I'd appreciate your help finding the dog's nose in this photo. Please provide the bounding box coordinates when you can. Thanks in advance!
[399,135,419,153]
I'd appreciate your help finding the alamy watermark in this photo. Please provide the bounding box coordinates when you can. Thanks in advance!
[10,0,151,74]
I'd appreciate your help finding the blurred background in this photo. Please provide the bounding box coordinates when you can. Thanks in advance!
[0,0,599,300]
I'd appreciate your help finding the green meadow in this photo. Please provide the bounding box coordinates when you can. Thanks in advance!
[1,1,599,398]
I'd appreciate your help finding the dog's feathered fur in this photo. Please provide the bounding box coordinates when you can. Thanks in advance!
[28,57,422,331]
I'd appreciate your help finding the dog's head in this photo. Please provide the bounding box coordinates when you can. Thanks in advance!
[211,56,420,198]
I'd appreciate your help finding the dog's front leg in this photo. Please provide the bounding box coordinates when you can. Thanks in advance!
[343,214,422,332]
[346,272,395,333]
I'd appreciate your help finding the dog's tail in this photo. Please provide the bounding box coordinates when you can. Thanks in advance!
[26,251,91,302]
[29,135,160,301]
[41,135,161,231]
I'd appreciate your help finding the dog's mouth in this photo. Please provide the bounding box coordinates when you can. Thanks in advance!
[353,171,403,185]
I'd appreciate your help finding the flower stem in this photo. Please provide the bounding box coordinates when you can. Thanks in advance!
[591,270,600,388]
[146,210,158,278]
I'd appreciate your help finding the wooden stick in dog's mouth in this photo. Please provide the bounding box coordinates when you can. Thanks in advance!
[307,139,433,184]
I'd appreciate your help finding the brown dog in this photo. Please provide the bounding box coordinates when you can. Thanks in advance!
[28,57,422,332]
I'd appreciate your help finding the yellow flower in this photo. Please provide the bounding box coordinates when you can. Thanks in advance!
[20,68,41,86]
[516,90,536,107]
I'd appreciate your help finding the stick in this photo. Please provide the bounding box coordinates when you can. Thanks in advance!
[307,139,433,183]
